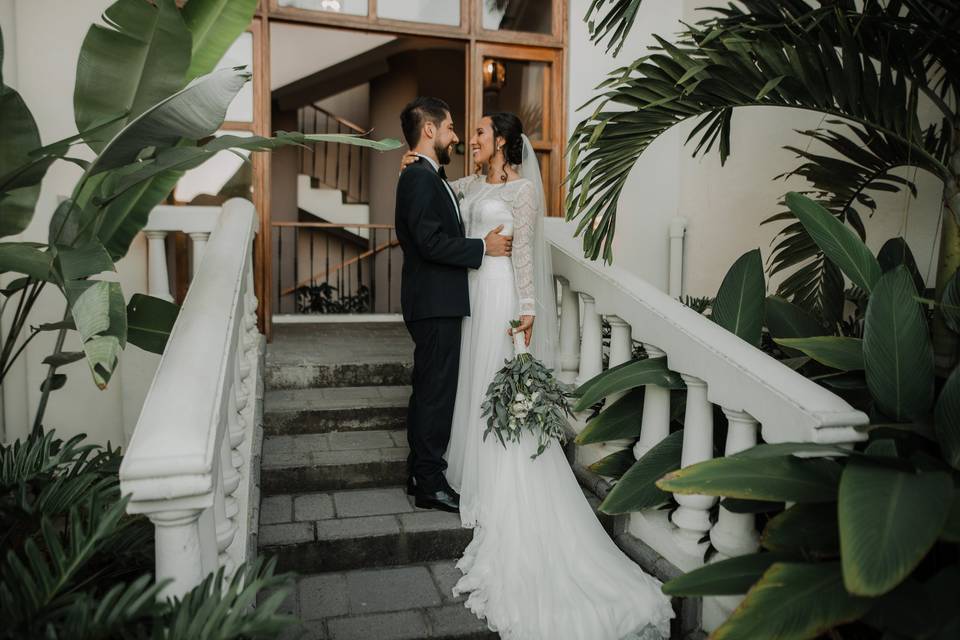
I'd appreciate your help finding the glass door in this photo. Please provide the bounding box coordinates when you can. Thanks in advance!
[471,43,563,215]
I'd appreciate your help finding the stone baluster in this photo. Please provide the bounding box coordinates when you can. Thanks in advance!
[575,294,603,388]
[189,231,211,278]
[711,408,760,559]
[601,316,635,455]
[557,278,580,384]
[671,374,717,563]
[145,230,173,302]
[149,508,214,600]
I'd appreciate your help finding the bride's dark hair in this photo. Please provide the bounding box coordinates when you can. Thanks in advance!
[487,112,524,167]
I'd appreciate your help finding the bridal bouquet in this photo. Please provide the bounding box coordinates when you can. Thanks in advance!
[481,321,573,459]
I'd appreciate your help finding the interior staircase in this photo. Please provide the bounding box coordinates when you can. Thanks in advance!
[255,323,686,640]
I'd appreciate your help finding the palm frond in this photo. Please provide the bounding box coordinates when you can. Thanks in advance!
[567,2,957,262]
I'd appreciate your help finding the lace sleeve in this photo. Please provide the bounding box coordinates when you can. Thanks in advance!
[511,181,538,316]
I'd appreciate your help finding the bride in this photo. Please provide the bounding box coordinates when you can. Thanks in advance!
[401,113,674,640]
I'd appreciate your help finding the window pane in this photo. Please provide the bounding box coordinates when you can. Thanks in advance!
[217,32,253,122]
[377,0,459,26]
[482,58,546,140]
[277,0,368,15]
[482,0,552,35]
[174,131,253,205]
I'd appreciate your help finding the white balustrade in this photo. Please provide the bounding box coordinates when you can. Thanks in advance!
[557,277,580,384]
[143,205,221,302]
[120,199,262,600]
[545,217,868,579]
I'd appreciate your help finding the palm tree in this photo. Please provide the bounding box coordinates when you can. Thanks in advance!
[567,0,960,366]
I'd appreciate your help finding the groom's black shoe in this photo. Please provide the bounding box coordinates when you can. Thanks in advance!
[413,487,460,513]
[406,476,416,496]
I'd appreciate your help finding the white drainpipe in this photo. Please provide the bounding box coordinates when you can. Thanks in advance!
[668,217,687,298]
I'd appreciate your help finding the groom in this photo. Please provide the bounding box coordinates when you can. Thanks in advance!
[395,96,512,513]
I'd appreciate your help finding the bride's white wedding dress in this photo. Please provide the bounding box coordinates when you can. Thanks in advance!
[441,173,674,640]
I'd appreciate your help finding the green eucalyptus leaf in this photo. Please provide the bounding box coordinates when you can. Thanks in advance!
[711,248,765,346]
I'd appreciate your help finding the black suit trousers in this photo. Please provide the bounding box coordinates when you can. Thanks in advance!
[404,316,462,493]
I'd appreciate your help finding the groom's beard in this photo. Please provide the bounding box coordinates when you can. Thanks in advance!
[435,140,452,165]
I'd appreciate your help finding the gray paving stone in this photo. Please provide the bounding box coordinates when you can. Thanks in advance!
[328,430,395,451]
[260,522,315,546]
[399,510,463,533]
[429,562,466,604]
[427,603,491,636]
[300,573,349,620]
[346,566,442,614]
[277,623,326,640]
[333,488,413,518]
[295,493,336,521]
[379,446,409,461]
[389,431,409,447]
[264,433,331,456]
[316,515,400,541]
[260,495,292,525]
[326,610,427,640]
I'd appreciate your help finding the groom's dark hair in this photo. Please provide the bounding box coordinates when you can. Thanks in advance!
[400,96,450,148]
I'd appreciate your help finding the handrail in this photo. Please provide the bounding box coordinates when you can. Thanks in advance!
[307,102,367,135]
[120,198,261,599]
[272,222,394,229]
[546,218,868,445]
[280,236,400,297]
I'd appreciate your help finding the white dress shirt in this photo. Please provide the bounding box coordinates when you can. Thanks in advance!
[415,153,462,224]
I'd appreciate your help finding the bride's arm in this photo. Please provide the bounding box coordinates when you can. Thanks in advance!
[511,181,537,344]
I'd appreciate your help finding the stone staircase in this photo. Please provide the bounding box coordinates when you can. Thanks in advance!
[257,322,496,640]
[256,322,688,640]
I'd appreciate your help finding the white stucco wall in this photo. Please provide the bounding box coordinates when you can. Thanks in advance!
[0,0,157,446]
[566,0,945,298]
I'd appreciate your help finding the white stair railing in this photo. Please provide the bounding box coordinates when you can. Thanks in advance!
[547,218,868,629]
[120,198,262,599]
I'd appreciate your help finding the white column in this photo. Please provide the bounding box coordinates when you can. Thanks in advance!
[634,345,671,459]
[189,231,211,278]
[601,315,635,453]
[575,294,603,388]
[557,278,580,384]
[711,408,760,559]
[145,230,173,302]
[149,509,207,600]
[671,374,716,561]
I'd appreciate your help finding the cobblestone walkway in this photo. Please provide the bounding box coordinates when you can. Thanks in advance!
[258,323,496,640]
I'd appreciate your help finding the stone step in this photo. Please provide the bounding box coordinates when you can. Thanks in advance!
[266,322,413,391]
[264,386,409,436]
[262,560,497,640]
[261,430,409,495]
[259,486,472,574]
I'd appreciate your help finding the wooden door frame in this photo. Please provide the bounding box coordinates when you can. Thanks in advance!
[253,1,568,339]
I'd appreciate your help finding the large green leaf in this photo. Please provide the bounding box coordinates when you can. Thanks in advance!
[74,0,191,154]
[711,563,872,640]
[839,459,953,596]
[943,493,960,543]
[0,244,52,280]
[0,28,43,238]
[711,248,765,346]
[55,242,114,281]
[572,358,683,411]
[764,295,824,341]
[89,66,250,177]
[785,192,882,294]
[97,169,183,260]
[576,389,645,444]
[66,280,127,389]
[773,336,864,371]
[598,429,682,514]
[864,266,934,421]
[934,365,960,470]
[941,268,960,333]
[657,455,842,503]
[662,551,796,596]
[587,448,636,479]
[183,0,259,81]
[877,237,924,293]
[126,293,178,355]
[761,503,839,557]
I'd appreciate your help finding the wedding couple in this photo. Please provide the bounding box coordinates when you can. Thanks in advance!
[394,96,674,640]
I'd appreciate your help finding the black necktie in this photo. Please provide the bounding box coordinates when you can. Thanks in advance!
[437,166,447,179]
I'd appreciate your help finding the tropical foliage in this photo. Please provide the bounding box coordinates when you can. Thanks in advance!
[569,1,959,362]
[0,0,400,432]
[0,430,293,639]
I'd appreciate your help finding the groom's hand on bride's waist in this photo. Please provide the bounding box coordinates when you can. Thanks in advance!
[484,225,512,257]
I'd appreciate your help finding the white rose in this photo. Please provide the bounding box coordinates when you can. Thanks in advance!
[515,392,527,402]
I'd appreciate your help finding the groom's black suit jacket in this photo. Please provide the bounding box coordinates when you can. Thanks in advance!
[395,158,484,321]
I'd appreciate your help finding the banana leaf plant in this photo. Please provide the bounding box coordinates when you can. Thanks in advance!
[570,0,960,365]
[641,194,960,639]
[0,0,402,432]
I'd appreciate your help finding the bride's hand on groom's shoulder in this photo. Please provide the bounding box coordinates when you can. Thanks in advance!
[398,150,419,174]
[509,315,535,346]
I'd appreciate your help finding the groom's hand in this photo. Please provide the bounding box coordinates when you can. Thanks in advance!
[510,315,535,346]
[484,225,512,257]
